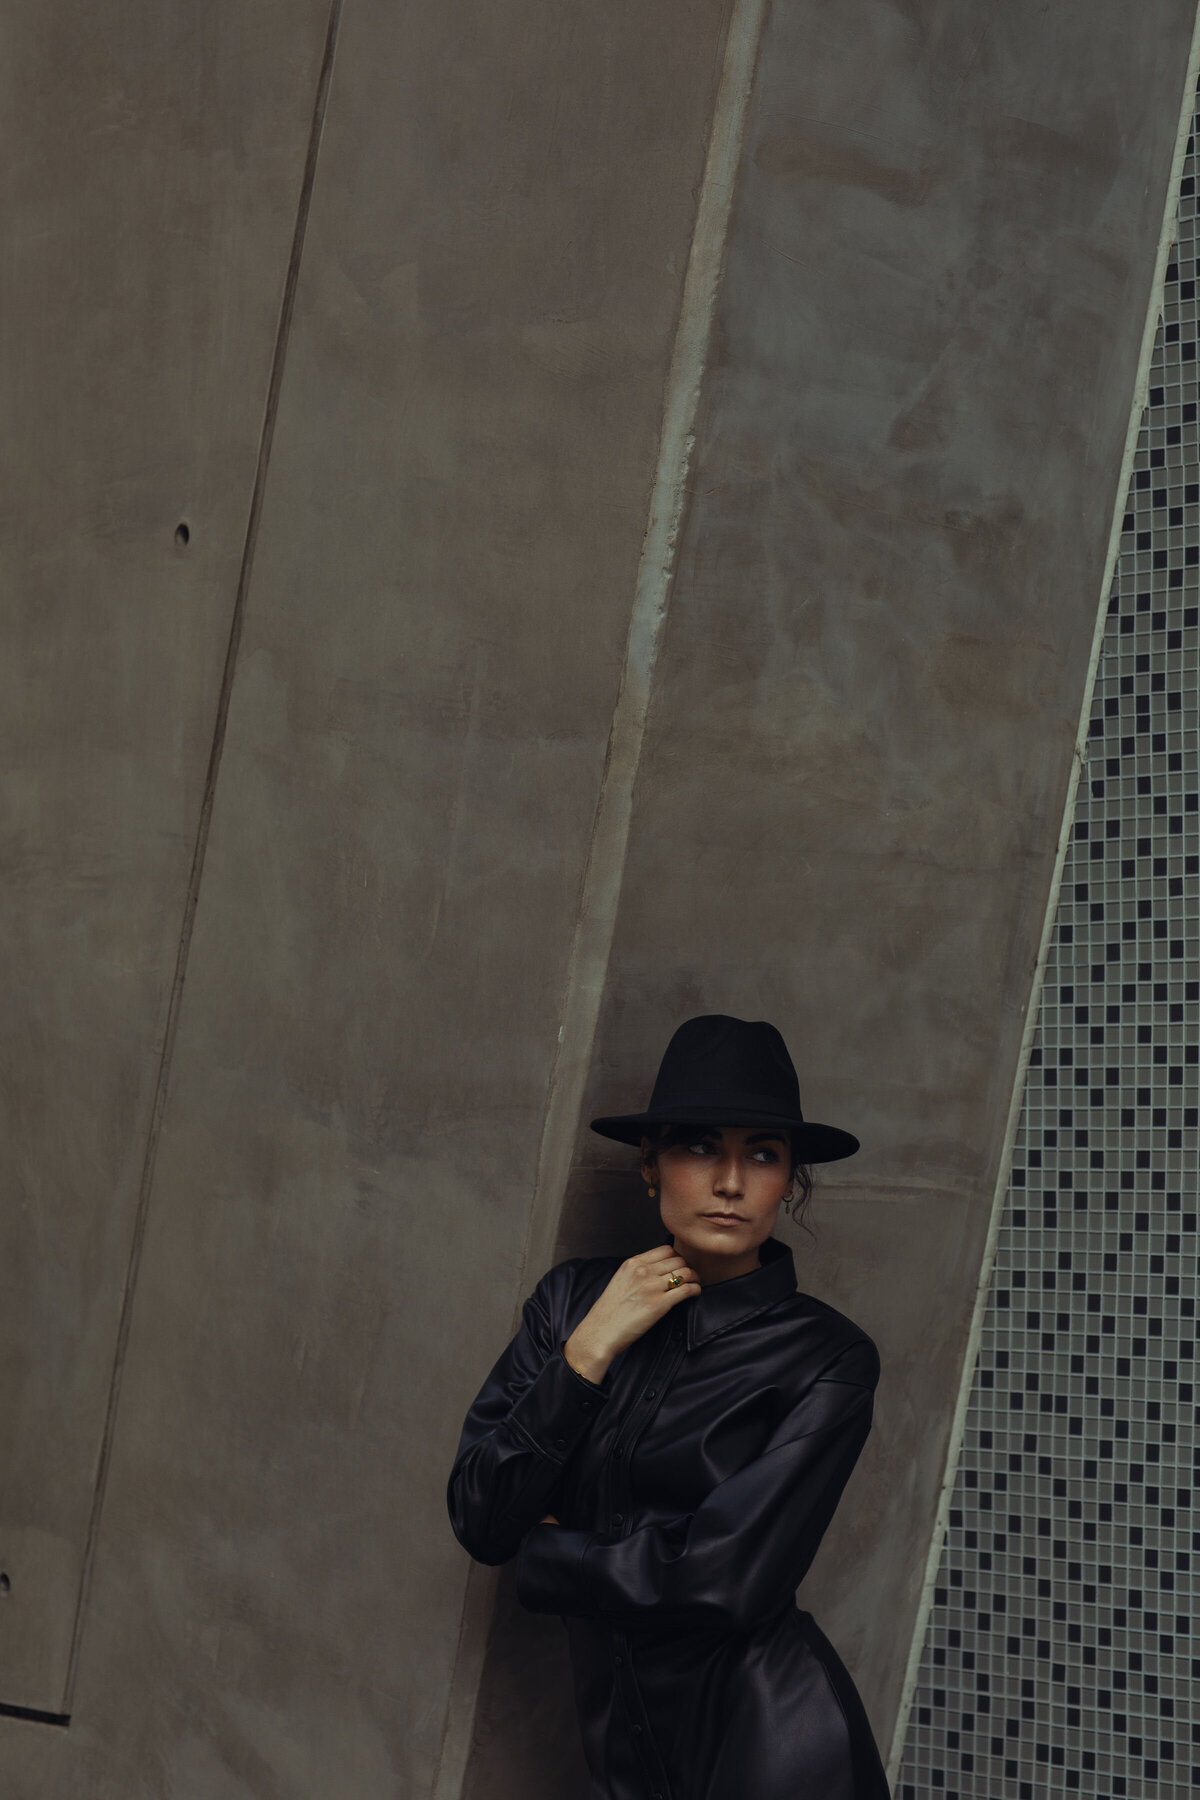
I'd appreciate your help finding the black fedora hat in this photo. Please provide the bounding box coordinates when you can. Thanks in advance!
[589,1014,860,1164]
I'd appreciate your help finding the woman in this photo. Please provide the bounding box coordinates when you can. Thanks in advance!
[447,1014,890,1800]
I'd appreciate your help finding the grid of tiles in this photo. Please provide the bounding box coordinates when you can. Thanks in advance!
[897,112,1200,1800]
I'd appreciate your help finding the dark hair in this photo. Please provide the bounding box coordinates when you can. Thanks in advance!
[639,1122,815,1231]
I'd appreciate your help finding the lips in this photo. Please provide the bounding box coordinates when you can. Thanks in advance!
[702,1212,746,1224]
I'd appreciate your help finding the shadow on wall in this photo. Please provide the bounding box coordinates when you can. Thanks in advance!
[461,1563,591,1800]
[555,1163,669,1264]
[461,1165,663,1799]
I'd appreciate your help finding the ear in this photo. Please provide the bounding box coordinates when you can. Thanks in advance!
[639,1135,658,1186]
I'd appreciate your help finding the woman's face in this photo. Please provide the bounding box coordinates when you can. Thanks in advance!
[641,1125,792,1272]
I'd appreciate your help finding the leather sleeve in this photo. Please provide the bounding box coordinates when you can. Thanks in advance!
[446,1270,611,1566]
[515,1336,878,1629]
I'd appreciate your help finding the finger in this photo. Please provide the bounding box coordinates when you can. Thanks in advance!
[636,1244,677,1264]
[665,1276,701,1302]
[641,1251,688,1274]
[641,1255,686,1280]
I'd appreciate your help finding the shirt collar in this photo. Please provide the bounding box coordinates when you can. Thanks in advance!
[685,1234,797,1348]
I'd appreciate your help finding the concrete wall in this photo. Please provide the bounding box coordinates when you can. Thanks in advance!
[0,0,733,1791]
[466,0,1199,1793]
[0,0,335,1718]
[0,0,1194,1795]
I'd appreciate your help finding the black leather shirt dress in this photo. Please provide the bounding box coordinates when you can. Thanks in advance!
[447,1234,891,1800]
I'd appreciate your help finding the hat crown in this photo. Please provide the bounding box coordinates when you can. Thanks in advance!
[647,1014,802,1116]
[587,1013,859,1162]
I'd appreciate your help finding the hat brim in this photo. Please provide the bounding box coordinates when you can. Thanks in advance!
[588,1107,860,1164]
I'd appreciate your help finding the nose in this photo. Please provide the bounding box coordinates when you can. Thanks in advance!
[714,1155,744,1198]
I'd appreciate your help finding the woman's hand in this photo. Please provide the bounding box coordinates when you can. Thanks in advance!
[563,1245,700,1385]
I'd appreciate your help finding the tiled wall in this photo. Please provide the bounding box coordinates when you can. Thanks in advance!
[898,99,1200,1800]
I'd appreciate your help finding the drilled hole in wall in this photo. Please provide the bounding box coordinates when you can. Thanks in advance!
[174,522,190,547]
[0,1573,10,1592]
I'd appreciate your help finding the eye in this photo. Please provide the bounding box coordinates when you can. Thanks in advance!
[687,1139,716,1155]
[752,1147,780,1164]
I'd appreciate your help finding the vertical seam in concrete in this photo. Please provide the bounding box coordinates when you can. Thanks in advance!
[429,1,769,1792]
[885,13,1200,1783]
[58,0,345,1716]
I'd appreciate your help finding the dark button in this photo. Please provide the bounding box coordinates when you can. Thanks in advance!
[580,1399,594,1412]
[554,1436,566,1448]
[612,1512,624,1527]
[644,1388,656,1399]
[632,1724,643,1737]
[614,1654,624,1667]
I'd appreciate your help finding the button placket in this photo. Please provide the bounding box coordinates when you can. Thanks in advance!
[611,1628,672,1800]
[607,1321,687,1534]
[599,1323,686,1800]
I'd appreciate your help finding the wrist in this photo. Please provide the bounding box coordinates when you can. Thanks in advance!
[563,1326,612,1386]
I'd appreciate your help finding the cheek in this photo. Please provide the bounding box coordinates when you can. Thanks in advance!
[748,1164,790,1210]
[660,1158,705,1194]
[656,1164,708,1224]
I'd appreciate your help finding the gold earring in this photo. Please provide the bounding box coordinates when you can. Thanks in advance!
[648,1184,657,1198]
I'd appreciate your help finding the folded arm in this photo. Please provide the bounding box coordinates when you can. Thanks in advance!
[517,1337,878,1631]
[446,1272,610,1565]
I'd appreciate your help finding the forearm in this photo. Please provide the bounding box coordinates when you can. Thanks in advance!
[517,1383,875,1625]
[563,1321,616,1385]
[517,1517,750,1626]
[448,1347,609,1563]
[449,1444,570,1565]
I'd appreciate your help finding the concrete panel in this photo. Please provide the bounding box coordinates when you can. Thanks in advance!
[0,0,333,1714]
[0,0,732,1792]
[464,0,1198,1792]
[586,0,1197,1746]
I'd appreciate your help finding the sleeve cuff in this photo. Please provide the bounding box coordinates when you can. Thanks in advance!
[503,1346,609,1463]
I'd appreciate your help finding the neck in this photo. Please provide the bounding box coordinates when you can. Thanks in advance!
[673,1238,763,1285]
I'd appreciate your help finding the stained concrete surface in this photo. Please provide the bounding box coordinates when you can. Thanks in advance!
[0,0,731,1791]
[0,0,1195,1795]
[0,0,334,1712]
